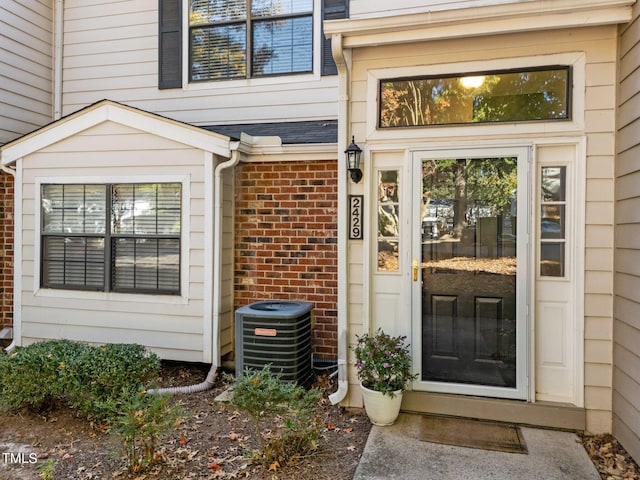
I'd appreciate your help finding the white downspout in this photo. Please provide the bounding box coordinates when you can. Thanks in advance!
[149,147,240,395]
[53,0,64,120]
[211,147,241,370]
[329,33,350,405]
[1,163,16,353]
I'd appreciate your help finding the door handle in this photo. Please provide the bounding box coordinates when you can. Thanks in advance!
[413,259,419,282]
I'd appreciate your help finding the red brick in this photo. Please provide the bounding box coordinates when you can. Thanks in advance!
[234,160,338,357]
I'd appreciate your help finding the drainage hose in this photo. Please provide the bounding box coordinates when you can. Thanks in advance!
[147,364,219,395]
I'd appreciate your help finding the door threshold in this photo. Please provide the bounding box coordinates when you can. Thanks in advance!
[402,390,585,431]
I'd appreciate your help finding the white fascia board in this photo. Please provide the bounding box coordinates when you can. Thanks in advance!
[103,104,231,158]
[239,142,338,163]
[1,106,108,166]
[324,0,633,47]
[0,101,231,166]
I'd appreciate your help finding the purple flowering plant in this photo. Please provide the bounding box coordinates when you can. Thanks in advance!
[354,328,417,397]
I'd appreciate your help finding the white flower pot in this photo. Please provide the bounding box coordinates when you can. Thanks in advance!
[360,383,403,426]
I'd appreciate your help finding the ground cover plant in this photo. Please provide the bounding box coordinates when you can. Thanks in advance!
[0,343,637,480]
[0,347,371,479]
[228,366,322,469]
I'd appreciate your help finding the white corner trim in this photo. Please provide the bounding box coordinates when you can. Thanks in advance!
[203,151,214,363]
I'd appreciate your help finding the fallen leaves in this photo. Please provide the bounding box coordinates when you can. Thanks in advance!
[0,367,373,480]
[582,434,640,480]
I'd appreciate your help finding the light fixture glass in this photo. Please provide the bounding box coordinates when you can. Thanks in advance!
[345,136,363,183]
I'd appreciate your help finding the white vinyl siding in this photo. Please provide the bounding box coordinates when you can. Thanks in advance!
[220,168,235,355]
[19,121,211,362]
[0,0,53,144]
[346,24,617,433]
[350,0,536,18]
[61,0,337,126]
[614,2,640,463]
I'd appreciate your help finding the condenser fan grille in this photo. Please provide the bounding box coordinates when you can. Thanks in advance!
[235,301,313,385]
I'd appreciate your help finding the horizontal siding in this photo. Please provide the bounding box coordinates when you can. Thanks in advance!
[0,0,53,144]
[347,24,618,431]
[614,3,640,463]
[220,168,235,356]
[19,121,211,362]
[61,0,338,126]
[350,0,531,18]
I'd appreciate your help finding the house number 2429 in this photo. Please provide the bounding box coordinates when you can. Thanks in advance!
[349,195,364,240]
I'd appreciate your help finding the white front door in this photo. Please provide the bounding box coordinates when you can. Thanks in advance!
[410,147,530,400]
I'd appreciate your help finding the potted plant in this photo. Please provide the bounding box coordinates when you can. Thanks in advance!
[354,328,417,426]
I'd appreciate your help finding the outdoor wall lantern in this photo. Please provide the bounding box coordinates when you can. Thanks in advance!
[345,136,363,183]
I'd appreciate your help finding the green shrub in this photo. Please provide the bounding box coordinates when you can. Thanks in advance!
[0,340,160,422]
[228,366,322,467]
[112,389,183,473]
[68,343,161,421]
[0,340,90,412]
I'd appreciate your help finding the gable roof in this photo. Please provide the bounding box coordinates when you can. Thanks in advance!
[0,100,232,166]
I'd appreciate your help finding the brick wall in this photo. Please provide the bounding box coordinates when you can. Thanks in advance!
[235,160,338,359]
[0,171,13,331]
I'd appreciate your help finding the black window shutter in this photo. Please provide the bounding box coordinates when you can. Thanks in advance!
[321,0,348,76]
[158,0,182,89]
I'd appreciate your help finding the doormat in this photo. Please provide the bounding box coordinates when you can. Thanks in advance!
[419,415,528,454]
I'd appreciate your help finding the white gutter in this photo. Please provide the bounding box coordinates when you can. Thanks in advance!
[329,33,350,405]
[53,0,64,120]
[149,147,240,395]
[1,163,16,353]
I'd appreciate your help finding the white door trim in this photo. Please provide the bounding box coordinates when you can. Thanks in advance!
[410,146,531,400]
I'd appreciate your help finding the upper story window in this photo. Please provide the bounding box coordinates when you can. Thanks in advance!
[189,0,313,81]
[379,66,571,128]
[41,183,182,295]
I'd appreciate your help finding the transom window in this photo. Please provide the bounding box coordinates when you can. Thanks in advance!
[41,183,181,295]
[189,0,313,81]
[379,66,571,128]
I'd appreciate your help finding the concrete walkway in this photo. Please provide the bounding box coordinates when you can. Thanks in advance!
[353,413,601,480]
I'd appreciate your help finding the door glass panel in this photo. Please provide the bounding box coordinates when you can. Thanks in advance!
[421,157,518,388]
[377,170,400,272]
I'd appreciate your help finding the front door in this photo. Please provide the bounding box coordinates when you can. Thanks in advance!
[411,147,529,399]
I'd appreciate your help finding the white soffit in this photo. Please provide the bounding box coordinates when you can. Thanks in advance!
[0,100,232,166]
[324,0,634,47]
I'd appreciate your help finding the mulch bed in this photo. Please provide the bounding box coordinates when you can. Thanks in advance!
[1,360,639,480]
[581,434,640,480]
[0,362,371,480]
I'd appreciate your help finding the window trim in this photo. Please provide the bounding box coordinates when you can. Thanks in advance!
[378,65,572,129]
[35,176,190,300]
[188,0,315,82]
[365,52,586,142]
